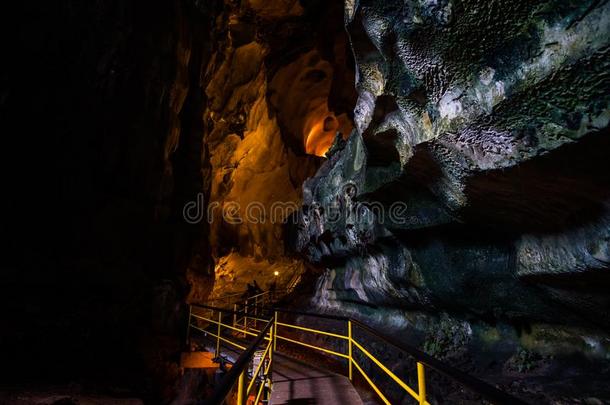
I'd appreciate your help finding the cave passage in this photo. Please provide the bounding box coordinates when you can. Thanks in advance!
[2,0,610,404]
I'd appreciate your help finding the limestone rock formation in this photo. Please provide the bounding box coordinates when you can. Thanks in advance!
[4,0,609,401]
[201,0,356,298]
[290,0,610,400]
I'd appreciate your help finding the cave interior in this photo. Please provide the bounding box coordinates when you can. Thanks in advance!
[1,0,610,403]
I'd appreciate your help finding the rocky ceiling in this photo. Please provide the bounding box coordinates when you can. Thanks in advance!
[288,0,610,401]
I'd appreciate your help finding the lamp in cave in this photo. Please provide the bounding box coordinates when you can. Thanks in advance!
[274,271,279,277]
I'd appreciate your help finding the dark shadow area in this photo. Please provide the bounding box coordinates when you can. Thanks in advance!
[0,0,219,400]
[284,399,317,404]
[462,127,610,233]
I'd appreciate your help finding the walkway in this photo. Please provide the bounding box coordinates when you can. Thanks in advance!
[191,337,362,404]
[271,353,363,405]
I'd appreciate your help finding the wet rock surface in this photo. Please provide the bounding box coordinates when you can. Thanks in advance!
[3,0,610,402]
[289,0,610,401]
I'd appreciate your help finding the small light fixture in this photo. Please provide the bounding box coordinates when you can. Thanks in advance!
[274,271,279,277]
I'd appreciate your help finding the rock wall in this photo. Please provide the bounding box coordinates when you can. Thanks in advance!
[291,0,610,401]
[0,0,355,400]
[1,0,222,400]
[5,0,608,401]
[201,0,356,298]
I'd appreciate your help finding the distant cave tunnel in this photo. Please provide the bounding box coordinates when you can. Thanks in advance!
[202,0,357,306]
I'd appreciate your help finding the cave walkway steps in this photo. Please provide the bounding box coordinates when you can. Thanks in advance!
[270,353,363,405]
[186,291,526,405]
[186,320,363,404]
[187,329,363,405]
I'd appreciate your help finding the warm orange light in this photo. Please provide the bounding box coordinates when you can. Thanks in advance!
[304,110,352,157]
[274,271,280,276]
[305,119,334,156]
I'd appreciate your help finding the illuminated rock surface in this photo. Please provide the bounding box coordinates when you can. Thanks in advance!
[201,0,356,298]
[289,0,610,401]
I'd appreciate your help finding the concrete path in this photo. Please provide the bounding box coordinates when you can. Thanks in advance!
[270,353,363,405]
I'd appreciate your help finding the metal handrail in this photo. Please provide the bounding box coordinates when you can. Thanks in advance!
[201,318,274,405]
[208,291,244,299]
[269,306,526,405]
[187,297,526,405]
[352,320,524,404]
[191,302,248,315]
[207,285,295,308]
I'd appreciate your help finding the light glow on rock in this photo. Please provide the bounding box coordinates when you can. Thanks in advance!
[304,110,352,157]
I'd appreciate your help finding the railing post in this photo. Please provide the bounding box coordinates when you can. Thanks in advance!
[185,304,192,347]
[264,380,270,403]
[233,303,237,329]
[417,362,426,405]
[255,295,258,317]
[270,324,274,363]
[215,311,222,358]
[273,311,278,351]
[267,323,274,402]
[244,300,248,337]
[348,320,353,381]
[237,369,245,405]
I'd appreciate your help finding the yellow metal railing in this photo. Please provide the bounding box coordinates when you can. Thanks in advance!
[189,303,428,404]
[207,280,299,311]
[188,304,274,405]
[188,297,523,405]
[270,309,429,405]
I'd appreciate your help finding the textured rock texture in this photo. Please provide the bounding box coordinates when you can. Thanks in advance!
[1,0,355,400]
[4,0,609,401]
[201,0,356,298]
[290,0,610,401]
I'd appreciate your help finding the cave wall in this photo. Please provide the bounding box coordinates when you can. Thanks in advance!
[4,0,608,401]
[0,0,356,400]
[290,0,610,401]
[200,0,357,299]
[1,0,221,400]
